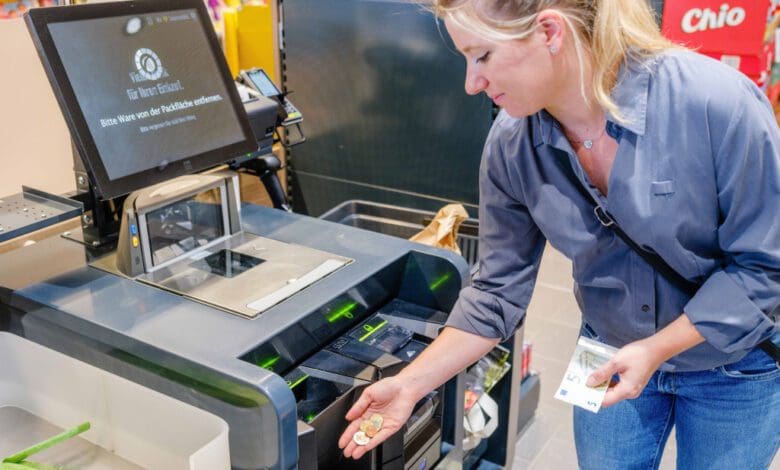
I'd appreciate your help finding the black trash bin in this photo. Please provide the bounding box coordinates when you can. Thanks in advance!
[320,200,480,268]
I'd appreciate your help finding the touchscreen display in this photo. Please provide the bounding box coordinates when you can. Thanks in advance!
[48,9,246,180]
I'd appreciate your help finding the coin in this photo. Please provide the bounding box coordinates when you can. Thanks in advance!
[369,413,383,430]
[359,420,378,436]
[364,422,380,438]
[352,431,370,446]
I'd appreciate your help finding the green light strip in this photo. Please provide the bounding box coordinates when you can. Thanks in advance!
[430,272,453,291]
[288,374,309,389]
[258,356,280,370]
[326,301,358,323]
[359,319,387,342]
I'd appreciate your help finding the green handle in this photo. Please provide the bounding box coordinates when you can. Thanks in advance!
[0,463,31,470]
[3,422,90,464]
[1,462,59,470]
[1,463,55,470]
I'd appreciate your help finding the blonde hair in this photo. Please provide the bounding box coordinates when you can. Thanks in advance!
[427,0,676,121]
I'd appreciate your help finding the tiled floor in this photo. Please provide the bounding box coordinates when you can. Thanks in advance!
[509,246,780,470]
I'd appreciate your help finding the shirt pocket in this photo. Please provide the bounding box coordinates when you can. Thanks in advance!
[651,180,675,197]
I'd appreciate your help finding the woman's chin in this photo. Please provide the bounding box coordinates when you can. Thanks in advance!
[500,105,533,119]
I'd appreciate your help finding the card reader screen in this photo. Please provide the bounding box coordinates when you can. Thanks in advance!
[246,69,281,97]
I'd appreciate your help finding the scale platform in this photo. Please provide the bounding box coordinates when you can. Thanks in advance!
[93,231,351,318]
[0,187,83,243]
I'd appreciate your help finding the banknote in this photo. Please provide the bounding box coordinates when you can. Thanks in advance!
[554,336,619,413]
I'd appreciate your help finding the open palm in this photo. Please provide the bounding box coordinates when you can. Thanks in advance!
[338,376,418,460]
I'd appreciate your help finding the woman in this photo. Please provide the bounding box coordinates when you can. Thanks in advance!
[339,0,780,467]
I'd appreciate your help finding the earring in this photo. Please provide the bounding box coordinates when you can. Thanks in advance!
[549,45,558,54]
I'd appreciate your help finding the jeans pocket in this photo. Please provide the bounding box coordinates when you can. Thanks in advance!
[717,348,780,381]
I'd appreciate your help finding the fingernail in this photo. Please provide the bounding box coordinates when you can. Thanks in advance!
[586,377,597,387]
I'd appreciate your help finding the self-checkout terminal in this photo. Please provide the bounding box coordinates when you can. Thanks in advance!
[0,1,474,469]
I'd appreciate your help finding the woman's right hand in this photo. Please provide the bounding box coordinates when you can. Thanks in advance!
[338,376,419,460]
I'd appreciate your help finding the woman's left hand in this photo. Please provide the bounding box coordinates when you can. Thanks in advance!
[586,339,664,408]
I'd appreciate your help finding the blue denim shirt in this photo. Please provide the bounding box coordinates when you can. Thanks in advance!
[446,50,780,371]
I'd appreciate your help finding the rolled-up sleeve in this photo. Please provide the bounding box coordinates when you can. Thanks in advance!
[684,85,780,353]
[446,116,546,341]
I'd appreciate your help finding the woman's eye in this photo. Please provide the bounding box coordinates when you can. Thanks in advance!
[476,52,490,64]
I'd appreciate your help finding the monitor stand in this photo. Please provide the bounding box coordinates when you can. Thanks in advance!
[61,142,125,249]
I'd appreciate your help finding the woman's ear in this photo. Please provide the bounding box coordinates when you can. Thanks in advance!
[536,9,566,54]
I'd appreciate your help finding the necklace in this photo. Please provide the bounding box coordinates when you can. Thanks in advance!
[565,123,607,150]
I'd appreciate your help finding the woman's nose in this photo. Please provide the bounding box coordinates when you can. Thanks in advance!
[465,73,488,96]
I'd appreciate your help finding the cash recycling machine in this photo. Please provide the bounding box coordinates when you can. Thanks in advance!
[0,1,493,469]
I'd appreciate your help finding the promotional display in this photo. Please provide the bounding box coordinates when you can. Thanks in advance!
[662,0,777,87]
[0,0,56,20]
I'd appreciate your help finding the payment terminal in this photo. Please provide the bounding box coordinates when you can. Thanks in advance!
[240,67,303,126]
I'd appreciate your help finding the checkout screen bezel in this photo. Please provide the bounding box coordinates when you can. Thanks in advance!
[24,0,257,200]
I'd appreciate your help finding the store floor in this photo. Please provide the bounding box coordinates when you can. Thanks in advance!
[509,246,780,470]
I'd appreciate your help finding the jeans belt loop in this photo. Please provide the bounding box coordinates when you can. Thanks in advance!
[594,206,615,227]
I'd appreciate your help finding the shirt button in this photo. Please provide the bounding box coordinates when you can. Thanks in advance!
[641,304,651,312]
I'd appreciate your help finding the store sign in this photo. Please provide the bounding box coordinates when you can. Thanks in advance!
[662,0,771,55]
[680,4,747,32]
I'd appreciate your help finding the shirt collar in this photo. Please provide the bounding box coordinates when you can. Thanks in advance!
[531,54,653,148]
[608,55,652,136]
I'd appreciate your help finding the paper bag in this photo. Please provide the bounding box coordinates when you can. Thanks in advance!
[409,204,469,255]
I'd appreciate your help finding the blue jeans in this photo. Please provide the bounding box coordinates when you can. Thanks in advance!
[573,346,780,469]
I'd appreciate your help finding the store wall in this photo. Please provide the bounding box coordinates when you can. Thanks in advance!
[0,18,75,197]
[283,0,492,217]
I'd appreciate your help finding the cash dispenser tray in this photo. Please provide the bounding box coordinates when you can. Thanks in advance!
[285,366,369,470]
[402,394,442,470]
[238,297,450,469]
[326,309,444,470]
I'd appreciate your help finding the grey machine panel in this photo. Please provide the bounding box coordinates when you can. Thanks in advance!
[0,204,469,470]
[0,187,83,243]
[282,0,494,216]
